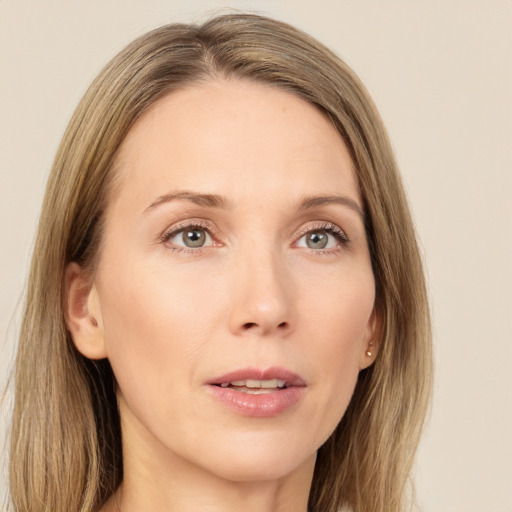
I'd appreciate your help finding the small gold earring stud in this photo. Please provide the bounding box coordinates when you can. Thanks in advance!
[366,350,373,357]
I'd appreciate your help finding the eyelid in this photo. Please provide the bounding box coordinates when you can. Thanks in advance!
[294,221,350,250]
[159,219,220,248]
[296,221,347,237]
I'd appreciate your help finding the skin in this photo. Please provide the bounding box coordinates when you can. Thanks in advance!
[66,79,380,512]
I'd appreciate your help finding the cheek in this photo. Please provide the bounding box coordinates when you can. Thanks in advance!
[299,268,374,437]
[96,257,226,414]
[299,260,375,358]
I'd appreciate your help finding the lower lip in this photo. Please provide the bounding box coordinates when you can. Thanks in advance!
[206,385,306,417]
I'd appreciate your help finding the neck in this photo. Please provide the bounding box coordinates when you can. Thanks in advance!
[112,464,314,512]
[104,453,315,512]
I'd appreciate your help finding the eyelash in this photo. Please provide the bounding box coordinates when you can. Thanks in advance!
[295,222,350,254]
[159,220,349,254]
[159,220,218,254]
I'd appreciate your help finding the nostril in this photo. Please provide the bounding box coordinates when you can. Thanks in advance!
[239,321,290,334]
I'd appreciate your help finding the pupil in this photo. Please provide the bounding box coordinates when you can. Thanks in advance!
[184,229,205,247]
[307,231,328,249]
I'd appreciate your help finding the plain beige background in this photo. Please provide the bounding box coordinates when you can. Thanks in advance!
[1,1,511,510]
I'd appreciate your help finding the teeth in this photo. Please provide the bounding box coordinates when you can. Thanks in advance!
[246,379,262,388]
[219,379,286,389]
[238,388,275,394]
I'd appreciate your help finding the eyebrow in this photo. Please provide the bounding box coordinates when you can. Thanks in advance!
[144,190,364,220]
[144,191,232,213]
[298,195,365,220]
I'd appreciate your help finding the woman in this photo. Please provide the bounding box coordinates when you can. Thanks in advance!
[9,13,432,512]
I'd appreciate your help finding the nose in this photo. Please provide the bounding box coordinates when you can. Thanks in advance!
[228,247,295,338]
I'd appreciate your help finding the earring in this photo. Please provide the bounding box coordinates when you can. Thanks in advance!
[366,340,374,357]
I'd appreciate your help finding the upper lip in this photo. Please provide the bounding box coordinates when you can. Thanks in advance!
[207,366,307,387]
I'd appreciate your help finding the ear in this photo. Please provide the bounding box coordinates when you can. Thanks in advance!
[359,306,382,370]
[65,262,108,359]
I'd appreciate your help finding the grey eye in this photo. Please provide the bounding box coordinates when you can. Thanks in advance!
[296,229,340,250]
[183,229,206,247]
[305,231,328,249]
[170,228,212,248]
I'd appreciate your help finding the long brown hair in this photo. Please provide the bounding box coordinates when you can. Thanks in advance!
[9,13,432,512]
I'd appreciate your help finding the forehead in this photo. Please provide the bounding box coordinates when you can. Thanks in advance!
[110,79,360,212]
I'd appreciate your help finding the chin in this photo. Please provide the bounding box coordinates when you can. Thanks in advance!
[210,455,312,483]
[191,431,317,483]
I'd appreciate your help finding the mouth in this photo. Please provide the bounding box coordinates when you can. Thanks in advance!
[206,367,307,417]
[216,378,288,394]
[208,366,306,389]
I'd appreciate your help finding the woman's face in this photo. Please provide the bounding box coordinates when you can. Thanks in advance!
[74,79,378,483]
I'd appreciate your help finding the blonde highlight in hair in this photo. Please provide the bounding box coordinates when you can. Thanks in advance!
[10,13,432,512]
